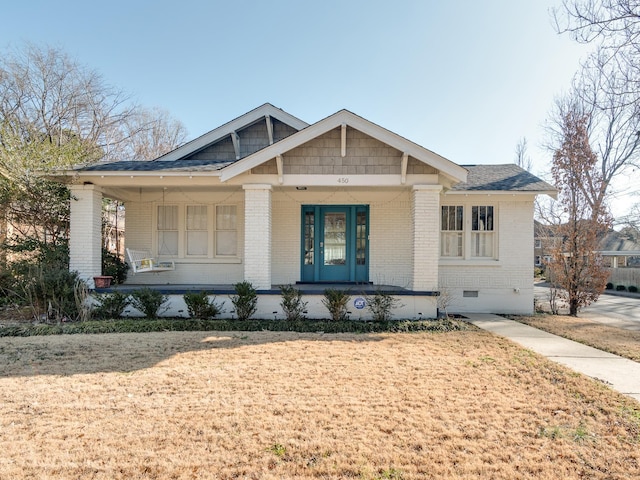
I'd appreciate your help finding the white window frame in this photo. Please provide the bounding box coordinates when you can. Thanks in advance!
[156,204,179,257]
[185,204,210,257]
[215,205,238,257]
[440,203,498,260]
[440,205,464,257]
[153,202,239,260]
[471,205,494,258]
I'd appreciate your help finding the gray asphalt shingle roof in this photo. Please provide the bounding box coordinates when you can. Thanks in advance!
[81,159,233,172]
[78,161,554,194]
[452,164,555,192]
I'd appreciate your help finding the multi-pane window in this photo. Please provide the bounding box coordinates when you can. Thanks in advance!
[441,205,463,257]
[215,205,237,256]
[157,205,179,255]
[471,206,494,257]
[440,205,496,259]
[156,204,238,258]
[186,205,208,256]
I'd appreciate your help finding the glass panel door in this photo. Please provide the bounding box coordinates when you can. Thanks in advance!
[323,212,346,266]
[300,205,368,283]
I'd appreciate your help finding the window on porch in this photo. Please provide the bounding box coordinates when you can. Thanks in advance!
[157,205,179,255]
[156,204,237,258]
[186,205,208,256]
[215,205,237,256]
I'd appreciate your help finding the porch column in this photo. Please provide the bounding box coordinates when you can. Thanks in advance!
[243,184,272,289]
[69,184,103,288]
[411,185,442,291]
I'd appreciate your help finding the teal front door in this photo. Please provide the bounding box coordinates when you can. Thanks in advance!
[301,205,368,283]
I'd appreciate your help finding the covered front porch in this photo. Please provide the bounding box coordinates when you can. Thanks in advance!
[69,183,443,291]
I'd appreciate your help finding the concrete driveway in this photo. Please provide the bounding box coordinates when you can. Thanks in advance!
[534,283,640,331]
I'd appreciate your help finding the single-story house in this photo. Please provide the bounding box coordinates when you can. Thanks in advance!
[56,104,555,318]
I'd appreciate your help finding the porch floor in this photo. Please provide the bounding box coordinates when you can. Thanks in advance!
[95,283,438,296]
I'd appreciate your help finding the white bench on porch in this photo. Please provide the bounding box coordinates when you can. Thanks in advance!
[126,248,175,274]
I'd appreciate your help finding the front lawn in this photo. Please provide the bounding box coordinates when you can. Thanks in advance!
[0,330,638,479]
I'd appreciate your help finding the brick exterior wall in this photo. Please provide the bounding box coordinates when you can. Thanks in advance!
[116,187,535,314]
[69,185,103,287]
[438,197,535,314]
[411,186,442,290]
[369,193,413,287]
[270,189,416,287]
[243,185,272,289]
[123,189,245,285]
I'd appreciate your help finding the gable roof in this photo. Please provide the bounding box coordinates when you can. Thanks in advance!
[449,164,556,196]
[599,230,640,256]
[219,109,468,183]
[156,103,308,162]
[534,222,640,255]
[72,106,555,197]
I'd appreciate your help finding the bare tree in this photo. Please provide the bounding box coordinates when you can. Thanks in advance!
[547,106,612,316]
[554,1,640,58]
[547,63,640,219]
[554,1,640,110]
[0,43,187,269]
[122,107,188,161]
[0,44,187,170]
[514,137,533,171]
[0,44,139,170]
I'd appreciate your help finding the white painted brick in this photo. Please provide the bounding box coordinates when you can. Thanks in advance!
[69,185,103,288]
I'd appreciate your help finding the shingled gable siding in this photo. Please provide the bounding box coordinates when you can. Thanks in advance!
[438,197,536,314]
[184,118,298,162]
[283,127,412,175]
[69,184,103,287]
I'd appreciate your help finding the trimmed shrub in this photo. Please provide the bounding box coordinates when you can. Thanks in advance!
[183,291,224,319]
[322,288,351,322]
[629,285,638,293]
[616,285,627,291]
[231,281,257,321]
[606,282,614,290]
[93,291,131,319]
[365,290,403,322]
[130,288,169,318]
[279,284,307,321]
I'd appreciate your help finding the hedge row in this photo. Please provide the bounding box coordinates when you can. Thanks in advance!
[0,317,469,337]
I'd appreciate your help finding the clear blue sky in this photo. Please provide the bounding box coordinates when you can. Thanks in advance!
[2,1,590,183]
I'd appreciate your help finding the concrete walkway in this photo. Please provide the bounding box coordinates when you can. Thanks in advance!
[467,313,640,403]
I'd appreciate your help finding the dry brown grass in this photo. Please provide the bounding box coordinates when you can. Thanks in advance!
[1,330,639,479]
[516,314,640,362]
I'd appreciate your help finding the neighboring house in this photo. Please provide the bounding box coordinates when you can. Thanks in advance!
[533,220,558,268]
[534,222,640,268]
[56,104,555,318]
[599,230,640,268]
